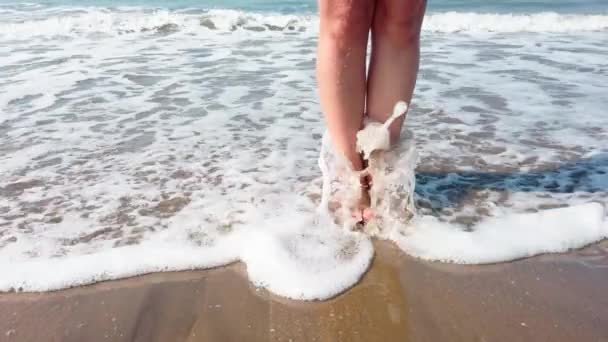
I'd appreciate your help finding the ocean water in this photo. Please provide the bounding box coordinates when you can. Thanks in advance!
[1,0,608,299]
[3,0,608,13]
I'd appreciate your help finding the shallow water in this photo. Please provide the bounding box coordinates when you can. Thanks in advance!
[0,4,607,299]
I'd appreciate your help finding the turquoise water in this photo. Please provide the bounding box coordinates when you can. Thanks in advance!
[1,0,608,13]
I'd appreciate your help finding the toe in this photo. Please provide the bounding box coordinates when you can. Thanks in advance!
[362,208,374,222]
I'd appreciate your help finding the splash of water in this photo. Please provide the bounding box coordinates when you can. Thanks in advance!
[356,101,408,160]
[319,101,418,237]
[318,101,607,266]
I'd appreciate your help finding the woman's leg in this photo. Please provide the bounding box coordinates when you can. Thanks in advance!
[366,0,426,143]
[317,0,375,171]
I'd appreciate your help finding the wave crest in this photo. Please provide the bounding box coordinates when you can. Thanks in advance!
[425,12,608,33]
[0,9,607,38]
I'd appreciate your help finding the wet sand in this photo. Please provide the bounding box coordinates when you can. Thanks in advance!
[2,240,607,342]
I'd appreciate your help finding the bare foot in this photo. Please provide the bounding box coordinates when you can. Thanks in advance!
[320,143,374,229]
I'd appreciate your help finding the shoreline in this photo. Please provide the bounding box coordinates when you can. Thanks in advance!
[2,240,607,342]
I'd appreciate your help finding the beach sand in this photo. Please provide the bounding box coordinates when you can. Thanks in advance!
[2,240,607,342]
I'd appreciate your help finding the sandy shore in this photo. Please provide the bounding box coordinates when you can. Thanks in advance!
[2,240,607,342]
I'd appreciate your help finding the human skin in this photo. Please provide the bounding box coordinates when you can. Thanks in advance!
[316,0,427,220]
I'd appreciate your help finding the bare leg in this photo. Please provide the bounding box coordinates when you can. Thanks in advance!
[317,0,374,171]
[317,0,375,222]
[366,0,426,143]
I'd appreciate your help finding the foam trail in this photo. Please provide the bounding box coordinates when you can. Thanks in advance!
[394,202,607,264]
[424,12,608,33]
[0,238,242,292]
[0,196,374,301]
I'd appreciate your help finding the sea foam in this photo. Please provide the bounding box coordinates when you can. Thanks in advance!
[1,95,607,300]
[1,5,608,300]
[394,202,606,264]
[323,101,608,268]
[2,136,606,299]
[1,8,607,39]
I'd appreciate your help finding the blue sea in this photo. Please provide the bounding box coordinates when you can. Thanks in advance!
[0,0,607,298]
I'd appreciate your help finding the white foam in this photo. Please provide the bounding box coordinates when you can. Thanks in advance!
[1,5,608,300]
[365,140,418,237]
[1,8,607,38]
[424,12,608,33]
[0,8,314,38]
[394,202,607,264]
[0,239,240,292]
[242,213,373,300]
[356,101,408,160]
[346,101,606,266]
[0,197,374,300]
